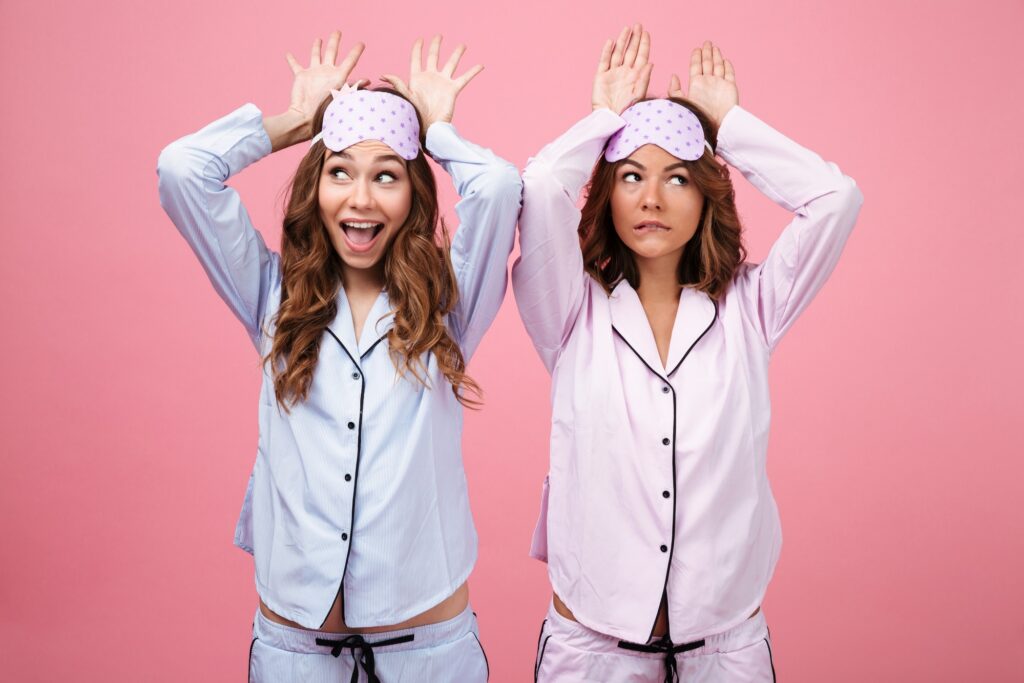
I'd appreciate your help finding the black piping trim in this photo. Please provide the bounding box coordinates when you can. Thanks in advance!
[535,634,552,682]
[361,335,386,360]
[666,300,719,378]
[765,636,776,682]
[247,636,256,683]
[471,631,490,680]
[323,327,367,629]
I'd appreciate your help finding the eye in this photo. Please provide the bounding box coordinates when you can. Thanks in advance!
[622,171,642,183]
[668,175,689,186]
[375,171,399,184]
[328,167,351,181]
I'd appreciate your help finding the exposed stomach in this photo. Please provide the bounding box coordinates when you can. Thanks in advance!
[260,581,469,634]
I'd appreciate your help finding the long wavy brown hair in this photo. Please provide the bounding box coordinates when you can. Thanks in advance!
[579,96,746,300]
[264,87,480,411]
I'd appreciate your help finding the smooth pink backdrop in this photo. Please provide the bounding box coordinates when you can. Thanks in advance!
[2,1,1022,680]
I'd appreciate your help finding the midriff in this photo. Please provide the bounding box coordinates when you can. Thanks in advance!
[260,581,469,634]
[552,591,760,639]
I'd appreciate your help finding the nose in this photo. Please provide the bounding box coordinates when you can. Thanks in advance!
[347,178,375,210]
[641,181,662,212]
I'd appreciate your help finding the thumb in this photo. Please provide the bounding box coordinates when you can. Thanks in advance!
[380,74,411,98]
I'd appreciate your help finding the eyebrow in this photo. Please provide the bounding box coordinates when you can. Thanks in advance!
[620,159,688,173]
[328,151,405,165]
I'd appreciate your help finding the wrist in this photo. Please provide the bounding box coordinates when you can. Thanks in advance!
[264,108,313,152]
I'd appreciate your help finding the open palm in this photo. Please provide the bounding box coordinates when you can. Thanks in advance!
[593,24,652,114]
[382,36,483,129]
[669,41,738,127]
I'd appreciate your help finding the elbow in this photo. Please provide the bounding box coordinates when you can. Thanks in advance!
[837,175,864,221]
[488,161,524,207]
[155,141,194,203]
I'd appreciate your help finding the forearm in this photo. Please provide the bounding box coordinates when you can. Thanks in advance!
[262,108,313,152]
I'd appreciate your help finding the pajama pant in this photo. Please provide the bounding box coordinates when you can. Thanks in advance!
[249,603,489,682]
[534,601,776,682]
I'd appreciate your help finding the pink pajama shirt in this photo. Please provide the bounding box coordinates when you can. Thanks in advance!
[512,104,862,679]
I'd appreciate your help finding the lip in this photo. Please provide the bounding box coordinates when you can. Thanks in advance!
[340,219,386,254]
[633,220,670,232]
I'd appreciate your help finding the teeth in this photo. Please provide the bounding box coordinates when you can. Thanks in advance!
[343,222,380,229]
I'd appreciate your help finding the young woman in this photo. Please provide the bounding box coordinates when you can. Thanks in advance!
[513,26,863,681]
[157,31,520,682]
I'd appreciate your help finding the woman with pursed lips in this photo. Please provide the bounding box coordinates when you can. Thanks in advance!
[514,25,862,682]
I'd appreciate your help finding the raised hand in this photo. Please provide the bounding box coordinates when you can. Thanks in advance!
[381,36,483,129]
[592,24,652,114]
[284,30,365,125]
[669,40,738,127]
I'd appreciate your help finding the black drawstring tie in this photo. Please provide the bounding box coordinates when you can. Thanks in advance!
[315,633,414,683]
[617,635,705,683]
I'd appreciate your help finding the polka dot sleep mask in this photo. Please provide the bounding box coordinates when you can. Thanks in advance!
[604,99,714,163]
[311,84,421,160]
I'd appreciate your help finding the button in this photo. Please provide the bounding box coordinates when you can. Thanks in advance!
[662,386,670,393]
[341,532,349,541]
[345,474,352,482]
[352,372,361,380]
[662,490,670,499]
[662,438,670,446]
[660,544,668,553]
[348,421,356,430]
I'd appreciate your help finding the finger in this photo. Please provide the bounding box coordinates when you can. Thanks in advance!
[338,43,365,79]
[410,38,423,73]
[443,44,466,77]
[597,39,613,72]
[689,47,701,79]
[427,34,442,71]
[624,23,642,66]
[285,52,302,74]
[380,74,412,98]
[310,37,322,67]
[324,30,341,66]
[636,30,651,66]
[702,40,713,75]
[612,25,631,67]
[635,62,653,101]
[669,73,683,98]
[455,63,484,90]
[712,45,725,78]
[724,59,736,83]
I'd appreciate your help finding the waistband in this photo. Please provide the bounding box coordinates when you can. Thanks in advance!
[544,600,768,658]
[253,602,476,656]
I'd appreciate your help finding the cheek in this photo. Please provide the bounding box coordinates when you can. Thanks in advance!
[382,186,412,225]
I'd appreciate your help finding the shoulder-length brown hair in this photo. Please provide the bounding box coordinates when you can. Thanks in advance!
[579,96,745,300]
[264,87,480,411]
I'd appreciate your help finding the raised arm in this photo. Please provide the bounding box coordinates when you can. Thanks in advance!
[511,25,651,372]
[383,36,522,361]
[675,41,863,352]
[156,31,363,347]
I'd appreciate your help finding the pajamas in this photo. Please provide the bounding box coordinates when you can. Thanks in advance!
[534,602,774,683]
[250,604,488,683]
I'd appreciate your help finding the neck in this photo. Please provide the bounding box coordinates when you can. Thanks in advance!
[634,250,683,303]
[341,263,386,298]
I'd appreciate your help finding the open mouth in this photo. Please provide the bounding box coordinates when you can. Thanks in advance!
[341,221,385,250]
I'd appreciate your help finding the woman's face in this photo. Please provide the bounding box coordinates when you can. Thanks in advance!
[318,139,413,273]
[610,143,704,267]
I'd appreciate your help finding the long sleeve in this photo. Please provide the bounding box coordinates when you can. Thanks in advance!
[156,103,280,349]
[427,122,523,361]
[511,109,626,372]
[718,105,864,352]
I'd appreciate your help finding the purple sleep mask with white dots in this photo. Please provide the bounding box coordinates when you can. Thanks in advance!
[604,99,713,162]
[311,84,421,160]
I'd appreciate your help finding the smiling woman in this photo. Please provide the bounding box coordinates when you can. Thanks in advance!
[156,29,520,683]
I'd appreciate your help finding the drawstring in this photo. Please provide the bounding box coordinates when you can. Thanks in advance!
[315,633,414,683]
[617,635,705,683]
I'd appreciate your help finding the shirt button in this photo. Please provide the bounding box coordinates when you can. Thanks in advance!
[662,438,670,446]
[660,544,668,553]
[662,490,670,498]
[348,421,356,430]
[662,386,670,393]
[341,532,349,541]
[345,474,352,482]
[352,372,361,380]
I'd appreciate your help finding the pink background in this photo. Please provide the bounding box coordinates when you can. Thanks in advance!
[2,0,1023,680]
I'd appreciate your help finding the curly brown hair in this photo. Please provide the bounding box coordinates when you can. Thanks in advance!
[264,88,480,411]
[579,96,746,300]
